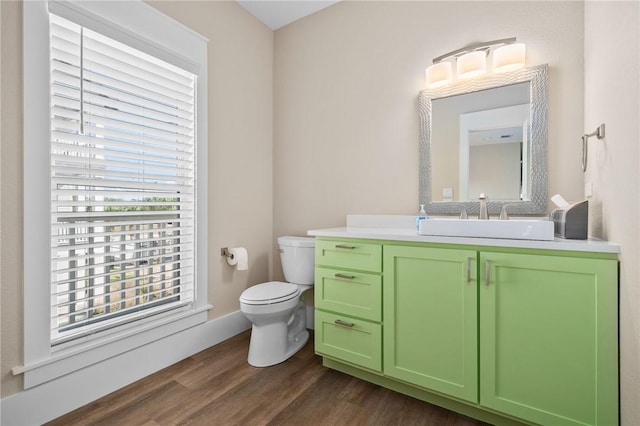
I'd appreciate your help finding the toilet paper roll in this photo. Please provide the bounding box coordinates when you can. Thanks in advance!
[226,247,249,271]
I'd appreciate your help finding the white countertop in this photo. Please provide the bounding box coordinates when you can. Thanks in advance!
[307,215,620,254]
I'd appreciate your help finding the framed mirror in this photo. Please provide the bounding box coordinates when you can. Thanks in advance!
[418,64,548,214]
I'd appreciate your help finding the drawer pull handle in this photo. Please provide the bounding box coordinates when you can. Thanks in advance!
[335,244,356,249]
[485,260,491,286]
[334,273,355,279]
[334,319,355,328]
[466,257,473,283]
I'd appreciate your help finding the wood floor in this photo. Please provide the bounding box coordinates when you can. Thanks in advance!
[47,331,489,426]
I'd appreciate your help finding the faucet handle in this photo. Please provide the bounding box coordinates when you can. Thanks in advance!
[499,204,518,220]
[459,208,468,219]
[499,206,509,221]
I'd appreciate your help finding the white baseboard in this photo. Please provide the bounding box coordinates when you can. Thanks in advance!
[1,311,251,426]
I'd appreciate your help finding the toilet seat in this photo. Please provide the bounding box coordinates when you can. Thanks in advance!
[240,281,300,305]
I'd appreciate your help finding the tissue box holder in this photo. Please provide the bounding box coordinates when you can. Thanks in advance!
[551,200,588,240]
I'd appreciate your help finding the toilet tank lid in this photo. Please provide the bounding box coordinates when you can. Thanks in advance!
[277,236,315,248]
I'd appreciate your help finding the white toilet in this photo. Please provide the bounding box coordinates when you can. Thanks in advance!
[239,236,315,367]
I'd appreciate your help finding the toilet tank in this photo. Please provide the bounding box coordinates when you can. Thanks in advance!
[278,236,315,285]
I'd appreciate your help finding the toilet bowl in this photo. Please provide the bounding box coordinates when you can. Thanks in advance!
[239,236,315,367]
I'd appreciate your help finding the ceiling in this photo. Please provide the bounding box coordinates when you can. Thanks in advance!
[236,0,341,30]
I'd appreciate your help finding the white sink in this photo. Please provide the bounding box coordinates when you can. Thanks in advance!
[418,218,555,241]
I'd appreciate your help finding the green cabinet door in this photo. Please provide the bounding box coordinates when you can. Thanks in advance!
[479,252,618,426]
[384,245,478,403]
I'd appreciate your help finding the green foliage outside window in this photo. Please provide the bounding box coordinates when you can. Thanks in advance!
[104,197,179,212]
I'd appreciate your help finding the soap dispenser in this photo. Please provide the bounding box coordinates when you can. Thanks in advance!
[416,204,427,230]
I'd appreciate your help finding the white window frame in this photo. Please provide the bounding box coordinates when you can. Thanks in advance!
[22,0,209,388]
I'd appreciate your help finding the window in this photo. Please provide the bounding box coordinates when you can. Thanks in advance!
[23,0,208,387]
[49,15,196,345]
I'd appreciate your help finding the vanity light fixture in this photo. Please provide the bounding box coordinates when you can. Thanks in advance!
[425,61,453,88]
[457,51,487,79]
[425,37,525,89]
[493,43,526,73]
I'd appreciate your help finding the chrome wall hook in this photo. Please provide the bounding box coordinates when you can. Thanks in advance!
[581,123,605,172]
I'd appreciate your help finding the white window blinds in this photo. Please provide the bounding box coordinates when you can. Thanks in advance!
[50,14,196,345]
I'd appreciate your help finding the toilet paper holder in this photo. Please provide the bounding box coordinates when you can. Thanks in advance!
[221,246,249,271]
[221,247,234,260]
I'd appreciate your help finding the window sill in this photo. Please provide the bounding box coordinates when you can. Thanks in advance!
[16,304,211,389]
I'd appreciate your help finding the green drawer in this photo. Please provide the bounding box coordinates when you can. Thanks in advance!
[315,310,382,372]
[315,267,381,322]
[315,239,382,272]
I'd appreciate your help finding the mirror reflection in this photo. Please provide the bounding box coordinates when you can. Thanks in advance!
[431,82,529,202]
[418,64,548,215]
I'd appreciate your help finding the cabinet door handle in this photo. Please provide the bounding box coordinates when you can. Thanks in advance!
[335,244,356,249]
[466,257,473,283]
[485,260,491,286]
[334,319,355,328]
[334,273,355,279]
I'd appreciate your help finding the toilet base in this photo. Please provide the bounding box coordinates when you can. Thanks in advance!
[284,329,309,363]
[246,297,309,367]
[247,327,309,367]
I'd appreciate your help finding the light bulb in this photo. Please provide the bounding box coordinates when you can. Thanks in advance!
[457,51,487,79]
[493,43,526,73]
[425,62,453,89]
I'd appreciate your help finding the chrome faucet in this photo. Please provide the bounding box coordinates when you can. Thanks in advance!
[478,193,489,220]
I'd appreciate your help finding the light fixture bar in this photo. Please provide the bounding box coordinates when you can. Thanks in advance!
[432,37,517,63]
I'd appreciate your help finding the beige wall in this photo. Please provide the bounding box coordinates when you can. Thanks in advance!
[0,0,274,398]
[584,2,640,425]
[273,1,585,259]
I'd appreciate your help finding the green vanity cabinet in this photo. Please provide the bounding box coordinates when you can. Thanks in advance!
[313,236,618,426]
[479,251,618,426]
[383,245,479,403]
[314,239,383,372]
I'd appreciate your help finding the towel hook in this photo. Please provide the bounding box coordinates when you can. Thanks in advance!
[581,123,605,172]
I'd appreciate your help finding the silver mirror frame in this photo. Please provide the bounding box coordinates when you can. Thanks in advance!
[418,64,548,215]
